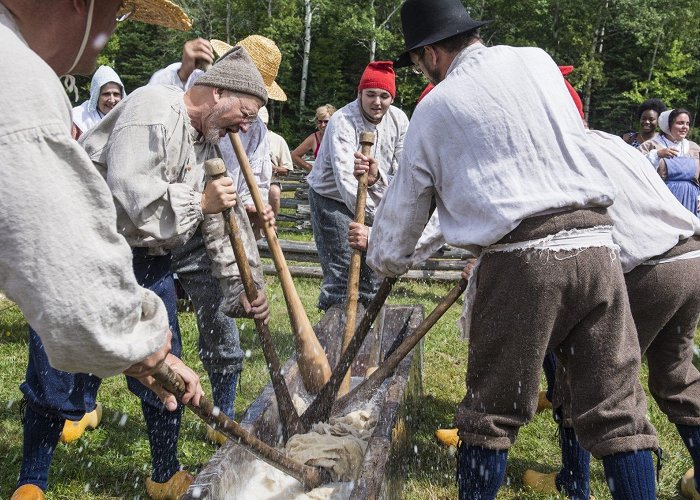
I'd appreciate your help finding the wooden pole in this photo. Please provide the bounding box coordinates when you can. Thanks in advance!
[229,132,332,394]
[301,277,395,427]
[333,278,468,416]
[338,131,376,398]
[204,158,305,439]
[151,363,329,489]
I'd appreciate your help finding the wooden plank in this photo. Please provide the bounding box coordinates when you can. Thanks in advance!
[260,239,469,260]
[262,264,462,283]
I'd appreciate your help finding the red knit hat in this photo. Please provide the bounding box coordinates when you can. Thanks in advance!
[358,61,396,98]
[558,65,584,119]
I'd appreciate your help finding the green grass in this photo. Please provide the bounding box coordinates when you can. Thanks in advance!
[0,247,696,499]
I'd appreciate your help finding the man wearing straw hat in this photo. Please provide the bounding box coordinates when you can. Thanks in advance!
[0,1,202,499]
[148,34,288,444]
[12,44,271,499]
[362,0,660,498]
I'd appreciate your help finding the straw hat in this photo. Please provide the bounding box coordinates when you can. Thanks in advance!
[119,0,192,31]
[211,36,287,101]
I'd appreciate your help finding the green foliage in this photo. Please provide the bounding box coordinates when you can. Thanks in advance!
[623,39,697,107]
[64,0,700,144]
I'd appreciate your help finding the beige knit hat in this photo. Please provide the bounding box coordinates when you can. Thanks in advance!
[211,36,287,101]
[194,46,268,105]
[118,0,192,31]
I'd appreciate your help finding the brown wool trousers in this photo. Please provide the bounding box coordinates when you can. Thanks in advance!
[454,208,658,458]
[625,236,700,426]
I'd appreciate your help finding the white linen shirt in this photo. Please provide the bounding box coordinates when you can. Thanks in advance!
[269,130,293,171]
[80,85,209,252]
[79,84,257,303]
[586,130,700,271]
[148,63,271,206]
[307,99,409,218]
[0,5,168,377]
[368,43,617,277]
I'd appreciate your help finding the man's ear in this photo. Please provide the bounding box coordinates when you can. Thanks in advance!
[424,45,439,67]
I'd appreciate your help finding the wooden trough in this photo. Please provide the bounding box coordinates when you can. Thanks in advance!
[183,304,424,499]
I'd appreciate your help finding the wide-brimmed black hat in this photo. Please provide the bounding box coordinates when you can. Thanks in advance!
[395,0,490,68]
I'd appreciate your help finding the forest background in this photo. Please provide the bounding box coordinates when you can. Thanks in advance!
[77,0,700,145]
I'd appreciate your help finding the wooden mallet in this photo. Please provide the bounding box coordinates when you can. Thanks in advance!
[228,131,332,394]
[204,158,305,439]
[301,276,396,427]
[338,131,376,398]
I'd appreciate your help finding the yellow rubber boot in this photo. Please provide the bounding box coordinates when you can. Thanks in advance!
[523,469,596,499]
[536,390,552,413]
[10,484,45,500]
[60,402,102,444]
[681,468,700,499]
[523,470,558,494]
[205,424,227,446]
[435,428,460,447]
[145,470,194,500]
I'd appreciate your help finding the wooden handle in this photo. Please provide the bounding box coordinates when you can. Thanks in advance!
[228,132,331,394]
[338,132,376,397]
[203,158,306,439]
[333,277,468,416]
[301,277,395,428]
[151,363,328,489]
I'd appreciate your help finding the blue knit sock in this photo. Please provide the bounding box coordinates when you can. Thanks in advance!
[677,424,700,490]
[142,401,182,483]
[542,352,557,402]
[556,427,590,499]
[602,450,656,500]
[17,406,62,491]
[209,371,239,420]
[457,444,507,500]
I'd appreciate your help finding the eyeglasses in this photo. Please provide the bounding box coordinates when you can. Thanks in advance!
[241,110,258,123]
[116,1,135,22]
[235,97,258,124]
[410,47,426,76]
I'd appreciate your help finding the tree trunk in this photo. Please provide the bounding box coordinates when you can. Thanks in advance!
[369,0,376,62]
[583,0,608,121]
[225,1,231,44]
[646,29,662,86]
[300,0,313,111]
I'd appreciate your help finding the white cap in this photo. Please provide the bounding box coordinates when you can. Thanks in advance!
[258,105,269,125]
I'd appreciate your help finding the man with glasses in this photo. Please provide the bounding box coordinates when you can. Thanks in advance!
[74,46,271,499]
[306,61,409,312]
[147,35,286,444]
[0,1,202,499]
[361,0,659,498]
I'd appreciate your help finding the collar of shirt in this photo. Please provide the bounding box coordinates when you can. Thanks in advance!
[445,41,485,78]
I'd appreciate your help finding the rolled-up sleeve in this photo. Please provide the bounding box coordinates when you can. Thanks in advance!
[367,140,436,277]
[106,123,204,245]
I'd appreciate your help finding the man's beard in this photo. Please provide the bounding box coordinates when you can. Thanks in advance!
[203,99,234,144]
[203,127,222,145]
